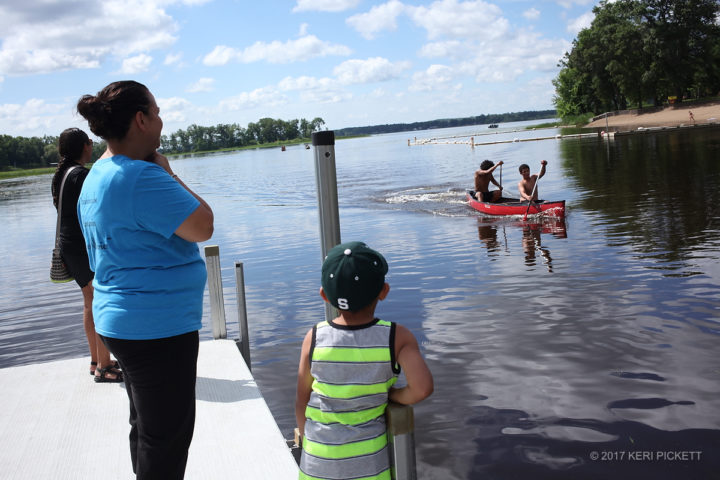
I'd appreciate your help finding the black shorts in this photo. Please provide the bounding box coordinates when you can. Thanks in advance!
[60,243,94,288]
[479,191,494,202]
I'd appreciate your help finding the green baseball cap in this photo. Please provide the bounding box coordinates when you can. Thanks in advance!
[321,241,388,311]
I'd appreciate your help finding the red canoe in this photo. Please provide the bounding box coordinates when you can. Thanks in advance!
[467,191,566,217]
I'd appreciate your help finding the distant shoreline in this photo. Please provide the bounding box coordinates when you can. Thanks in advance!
[0,135,368,180]
[585,101,720,130]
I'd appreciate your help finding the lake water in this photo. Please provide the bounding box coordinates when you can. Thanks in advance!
[1,121,719,479]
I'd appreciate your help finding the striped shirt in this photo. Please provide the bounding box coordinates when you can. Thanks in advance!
[300,318,400,480]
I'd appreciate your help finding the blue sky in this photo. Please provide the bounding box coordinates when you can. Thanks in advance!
[0,0,600,138]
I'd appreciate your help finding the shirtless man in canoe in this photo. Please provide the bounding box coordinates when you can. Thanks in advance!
[518,160,547,202]
[474,160,504,203]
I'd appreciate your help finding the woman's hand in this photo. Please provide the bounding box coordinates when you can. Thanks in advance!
[145,152,173,175]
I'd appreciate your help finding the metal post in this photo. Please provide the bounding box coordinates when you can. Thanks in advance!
[386,402,417,480]
[312,130,341,322]
[234,261,251,371]
[204,245,227,339]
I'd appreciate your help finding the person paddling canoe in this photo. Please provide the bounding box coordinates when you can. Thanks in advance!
[474,159,504,203]
[518,160,547,202]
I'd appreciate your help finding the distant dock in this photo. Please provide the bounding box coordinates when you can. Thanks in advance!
[407,120,719,147]
[0,339,298,479]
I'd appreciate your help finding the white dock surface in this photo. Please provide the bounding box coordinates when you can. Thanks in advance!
[0,339,298,479]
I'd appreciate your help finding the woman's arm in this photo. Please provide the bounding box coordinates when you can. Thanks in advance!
[148,152,214,242]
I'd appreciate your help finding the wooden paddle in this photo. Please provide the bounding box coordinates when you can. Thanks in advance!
[499,163,503,200]
[523,174,540,220]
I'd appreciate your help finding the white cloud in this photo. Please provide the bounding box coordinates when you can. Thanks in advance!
[0,1,178,75]
[409,64,454,91]
[186,77,214,93]
[419,40,463,58]
[346,0,406,40]
[277,76,349,104]
[278,75,335,91]
[218,87,288,111]
[567,11,594,34]
[523,8,541,20]
[203,34,351,65]
[556,0,595,8]
[407,0,509,40]
[203,46,236,66]
[293,0,360,12]
[0,98,71,137]
[334,57,411,85]
[158,96,193,123]
[119,54,153,74]
[164,52,183,66]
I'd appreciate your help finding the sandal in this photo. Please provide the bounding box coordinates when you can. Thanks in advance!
[90,360,120,375]
[94,366,124,383]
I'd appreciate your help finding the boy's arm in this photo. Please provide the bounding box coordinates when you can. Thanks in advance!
[295,329,314,437]
[390,325,433,405]
[537,160,547,179]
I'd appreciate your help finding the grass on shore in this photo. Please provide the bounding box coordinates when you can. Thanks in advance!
[0,167,56,180]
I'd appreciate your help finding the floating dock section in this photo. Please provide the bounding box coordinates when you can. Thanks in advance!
[409,131,598,147]
[0,339,298,479]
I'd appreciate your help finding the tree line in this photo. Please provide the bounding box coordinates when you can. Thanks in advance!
[334,110,557,137]
[160,117,326,154]
[553,0,720,118]
[0,134,107,171]
[0,117,326,171]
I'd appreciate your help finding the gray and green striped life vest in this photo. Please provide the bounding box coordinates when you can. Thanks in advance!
[300,318,400,480]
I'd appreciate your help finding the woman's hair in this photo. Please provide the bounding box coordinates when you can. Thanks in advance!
[51,128,90,208]
[76,80,151,140]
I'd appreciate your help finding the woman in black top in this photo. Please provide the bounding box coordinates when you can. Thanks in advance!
[51,128,122,382]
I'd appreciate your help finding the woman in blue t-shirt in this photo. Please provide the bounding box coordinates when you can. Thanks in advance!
[76,81,214,480]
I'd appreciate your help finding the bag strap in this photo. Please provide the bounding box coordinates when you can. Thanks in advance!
[54,165,80,248]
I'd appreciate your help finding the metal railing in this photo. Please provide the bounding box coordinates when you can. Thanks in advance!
[203,246,251,371]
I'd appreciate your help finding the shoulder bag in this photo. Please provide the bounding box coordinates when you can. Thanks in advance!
[50,166,79,283]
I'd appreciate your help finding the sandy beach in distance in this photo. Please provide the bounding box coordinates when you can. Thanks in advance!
[584,100,720,129]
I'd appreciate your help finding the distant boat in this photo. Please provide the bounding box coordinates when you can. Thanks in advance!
[304,144,310,149]
[488,124,499,128]
[281,145,286,151]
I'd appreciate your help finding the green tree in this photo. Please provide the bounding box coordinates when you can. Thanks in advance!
[310,117,326,133]
[553,0,720,116]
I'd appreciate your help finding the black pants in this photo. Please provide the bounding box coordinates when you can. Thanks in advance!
[101,331,199,480]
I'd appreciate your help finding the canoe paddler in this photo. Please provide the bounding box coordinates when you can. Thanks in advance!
[474,160,504,203]
[518,160,547,202]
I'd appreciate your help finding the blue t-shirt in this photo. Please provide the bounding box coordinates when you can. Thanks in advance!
[78,155,206,340]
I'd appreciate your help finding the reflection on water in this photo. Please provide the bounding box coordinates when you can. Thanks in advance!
[1,123,719,479]
[476,217,567,272]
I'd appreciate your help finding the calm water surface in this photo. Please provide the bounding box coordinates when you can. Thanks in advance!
[1,122,719,479]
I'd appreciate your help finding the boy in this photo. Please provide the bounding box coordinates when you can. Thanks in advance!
[474,159,504,202]
[518,160,547,202]
[295,241,433,480]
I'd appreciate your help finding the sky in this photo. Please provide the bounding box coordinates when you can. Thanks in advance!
[0,0,602,139]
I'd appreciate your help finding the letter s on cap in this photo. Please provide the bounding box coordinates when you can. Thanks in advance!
[337,298,349,310]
